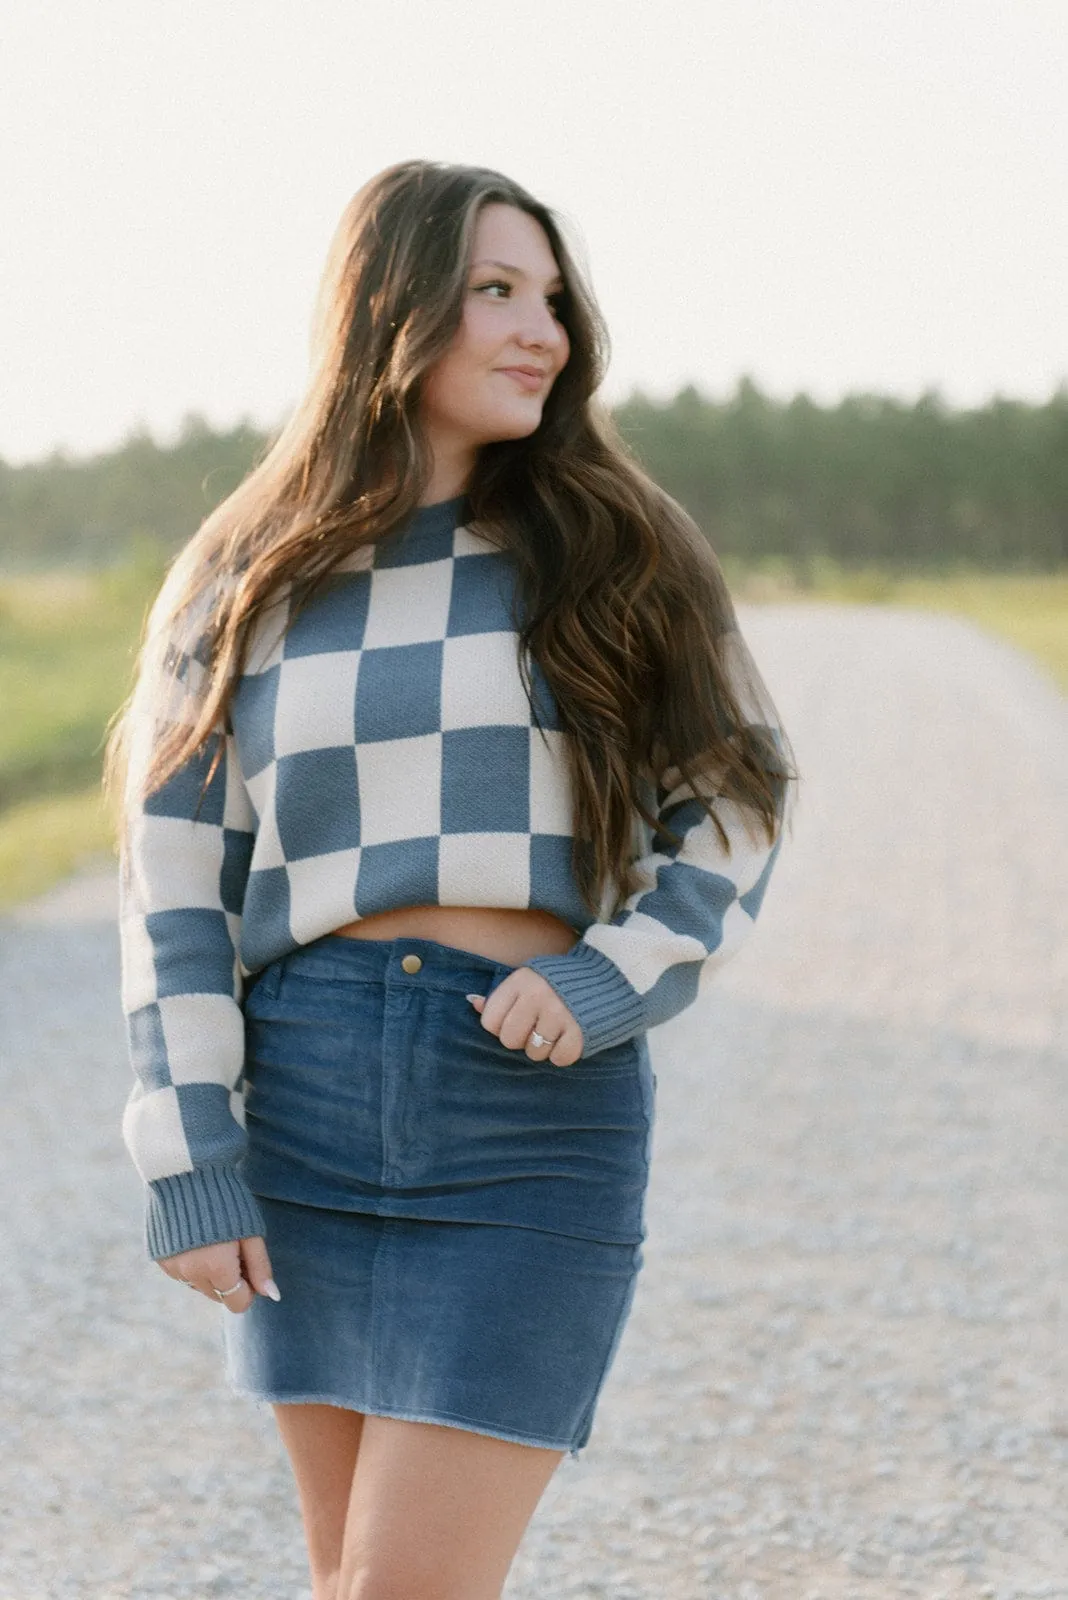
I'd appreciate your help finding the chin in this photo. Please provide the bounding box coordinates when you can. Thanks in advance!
[483,407,544,442]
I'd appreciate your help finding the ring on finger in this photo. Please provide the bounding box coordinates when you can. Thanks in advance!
[212,1279,246,1301]
[529,1028,557,1050]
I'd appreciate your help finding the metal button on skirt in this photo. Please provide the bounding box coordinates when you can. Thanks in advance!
[222,932,657,1455]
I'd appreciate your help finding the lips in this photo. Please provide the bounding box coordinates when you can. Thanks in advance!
[497,367,547,391]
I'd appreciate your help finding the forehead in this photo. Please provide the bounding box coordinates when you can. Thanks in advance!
[470,203,561,278]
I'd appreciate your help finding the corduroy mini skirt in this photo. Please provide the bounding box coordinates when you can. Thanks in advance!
[222,931,657,1456]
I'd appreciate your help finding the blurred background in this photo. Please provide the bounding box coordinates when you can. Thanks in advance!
[0,0,1065,906]
[2,7,1067,1595]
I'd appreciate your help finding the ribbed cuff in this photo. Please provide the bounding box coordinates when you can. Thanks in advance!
[145,1165,268,1261]
[524,942,647,1058]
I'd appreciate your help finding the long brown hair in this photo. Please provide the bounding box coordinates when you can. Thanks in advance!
[103,159,797,922]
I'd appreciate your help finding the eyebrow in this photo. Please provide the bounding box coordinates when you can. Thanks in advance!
[470,258,565,289]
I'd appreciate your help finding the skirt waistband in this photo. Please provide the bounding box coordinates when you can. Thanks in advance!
[276,931,516,994]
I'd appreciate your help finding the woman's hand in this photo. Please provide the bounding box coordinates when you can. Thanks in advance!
[157,1235,280,1313]
[467,968,584,1067]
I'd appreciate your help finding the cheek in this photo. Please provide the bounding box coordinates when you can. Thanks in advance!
[425,313,496,399]
[422,348,474,416]
[460,300,508,365]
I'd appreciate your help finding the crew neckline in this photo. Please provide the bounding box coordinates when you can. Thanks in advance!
[415,492,468,513]
[390,492,469,544]
[413,492,467,518]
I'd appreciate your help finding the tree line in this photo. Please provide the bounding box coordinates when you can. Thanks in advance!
[3,378,1067,572]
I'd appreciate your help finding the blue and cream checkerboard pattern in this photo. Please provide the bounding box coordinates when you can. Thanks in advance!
[119,495,783,1259]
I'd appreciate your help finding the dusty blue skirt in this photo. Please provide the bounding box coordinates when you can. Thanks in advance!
[222,932,656,1455]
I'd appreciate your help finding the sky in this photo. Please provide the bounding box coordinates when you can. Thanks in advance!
[1,0,1065,467]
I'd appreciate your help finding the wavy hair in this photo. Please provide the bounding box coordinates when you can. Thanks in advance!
[103,158,797,922]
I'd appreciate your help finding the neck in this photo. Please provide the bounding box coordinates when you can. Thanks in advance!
[419,433,478,506]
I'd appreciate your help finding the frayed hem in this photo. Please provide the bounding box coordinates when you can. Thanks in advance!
[226,1385,585,1456]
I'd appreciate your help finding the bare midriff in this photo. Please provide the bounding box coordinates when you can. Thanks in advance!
[329,905,580,968]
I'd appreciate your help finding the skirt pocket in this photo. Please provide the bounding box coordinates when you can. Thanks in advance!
[412,983,654,1242]
[476,963,644,1078]
[240,964,389,1199]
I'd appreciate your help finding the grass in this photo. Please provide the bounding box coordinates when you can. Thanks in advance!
[0,551,162,910]
[1,554,1065,911]
[0,550,166,809]
[726,560,1068,693]
[0,783,118,910]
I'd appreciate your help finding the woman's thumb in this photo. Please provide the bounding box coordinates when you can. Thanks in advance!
[240,1235,281,1301]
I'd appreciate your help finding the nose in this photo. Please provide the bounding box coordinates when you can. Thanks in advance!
[517,295,567,354]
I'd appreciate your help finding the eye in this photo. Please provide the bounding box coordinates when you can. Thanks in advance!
[473,280,566,319]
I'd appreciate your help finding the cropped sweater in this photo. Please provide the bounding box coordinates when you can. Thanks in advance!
[119,493,784,1259]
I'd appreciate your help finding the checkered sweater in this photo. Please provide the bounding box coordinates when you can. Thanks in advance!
[119,494,783,1259]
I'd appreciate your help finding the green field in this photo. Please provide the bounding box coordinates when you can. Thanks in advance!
[0,560,159,804]
[1,556,1065,910]
[726,558,1068,690]
[0,551,166,906]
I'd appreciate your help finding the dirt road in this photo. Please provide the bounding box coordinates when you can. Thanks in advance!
[1,603,1064,1598]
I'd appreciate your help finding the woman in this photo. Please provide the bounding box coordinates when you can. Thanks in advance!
[104,159,795,1600]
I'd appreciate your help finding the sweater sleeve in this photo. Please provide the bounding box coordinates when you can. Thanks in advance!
[118,624,264,1261]
[523,735,785,1057]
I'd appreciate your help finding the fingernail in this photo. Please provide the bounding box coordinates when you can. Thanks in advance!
[465,993,481,1004]
[262,1279,281,1301]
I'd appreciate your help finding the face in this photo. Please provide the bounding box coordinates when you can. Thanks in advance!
[419,203,571,464]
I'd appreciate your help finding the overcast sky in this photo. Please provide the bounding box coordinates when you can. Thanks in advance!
[1,0,1065,466]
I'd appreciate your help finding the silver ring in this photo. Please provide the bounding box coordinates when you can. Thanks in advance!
[530,1029,555,1049]
[212,1279,245,1300]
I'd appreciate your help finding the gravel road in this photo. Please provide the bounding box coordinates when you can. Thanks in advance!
[1,602,1065,1599]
